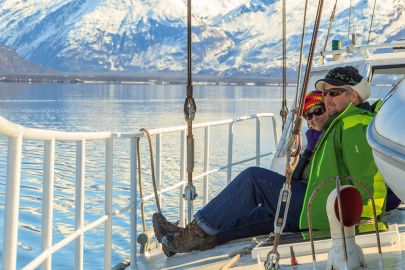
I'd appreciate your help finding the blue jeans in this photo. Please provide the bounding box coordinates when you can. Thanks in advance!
[194,167,307,244]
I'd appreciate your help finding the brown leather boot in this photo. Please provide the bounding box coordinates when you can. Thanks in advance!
[152,212,183,257]
[162,220,217,254]
[152,212,182,242]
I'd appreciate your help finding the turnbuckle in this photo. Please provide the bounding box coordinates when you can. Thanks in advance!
[183,94,196,122]
[186,134,195,173]
[264,183,292,268]
[274,183,292,233]
[265,250,280,270]
[280,105,289,129]
[280,105,289,118]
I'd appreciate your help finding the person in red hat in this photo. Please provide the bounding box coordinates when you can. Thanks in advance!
[292,90,328,180]
[153,91,329,256]
[154,66,398,256]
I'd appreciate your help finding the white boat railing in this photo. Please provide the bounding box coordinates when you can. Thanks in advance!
[0,113,278,270]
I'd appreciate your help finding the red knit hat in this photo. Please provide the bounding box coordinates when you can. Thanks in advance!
[303,90,324,114]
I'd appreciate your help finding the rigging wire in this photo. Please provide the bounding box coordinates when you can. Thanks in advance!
[367,0,378,45]
[348,0,352,45]
[264,0,326,268]
[352,0,357,45]
[297,0,325,116]
[348,0,356,46]
[280,0,289,130]
[183,0,197,224]
[320,0,338,64]
[295,0,310,110]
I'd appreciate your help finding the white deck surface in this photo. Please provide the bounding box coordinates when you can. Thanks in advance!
[132,206,405,269]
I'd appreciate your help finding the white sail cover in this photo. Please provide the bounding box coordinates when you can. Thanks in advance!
[367,79,405,202]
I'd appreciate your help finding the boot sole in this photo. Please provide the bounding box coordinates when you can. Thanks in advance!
[162,245,176,257]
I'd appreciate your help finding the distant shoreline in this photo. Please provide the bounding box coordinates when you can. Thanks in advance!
[0,73,298,86]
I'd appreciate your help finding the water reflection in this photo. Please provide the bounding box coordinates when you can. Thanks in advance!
[0,82,290,269]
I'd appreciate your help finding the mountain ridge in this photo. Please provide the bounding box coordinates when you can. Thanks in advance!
[0,45,49,74]
[0,0,404,75]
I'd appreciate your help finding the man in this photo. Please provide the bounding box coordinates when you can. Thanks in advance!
[299,66,387,235]
[154,66,388,256]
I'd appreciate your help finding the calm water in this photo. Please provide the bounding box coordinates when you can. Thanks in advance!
[0,82,294,269]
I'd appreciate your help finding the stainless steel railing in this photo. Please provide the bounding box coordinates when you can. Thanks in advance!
[0,113,278,270]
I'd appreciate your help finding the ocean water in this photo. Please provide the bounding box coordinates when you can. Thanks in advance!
[0,82,294,269]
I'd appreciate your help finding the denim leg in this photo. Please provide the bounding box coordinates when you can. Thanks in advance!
[216,181,307,244]
[216,206,275,244]
[194,166,306,236]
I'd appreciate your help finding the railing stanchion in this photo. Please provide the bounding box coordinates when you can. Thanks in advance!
[227,123,234,184]
[256,117,261,167]
[203,126,210,205]
[180,130,186,226]
[104,138,113,270]
[156,134,162,206]
[75,140,85,270]
[42,139,55,270]
[3,136,23,270]
[130,137,138,269]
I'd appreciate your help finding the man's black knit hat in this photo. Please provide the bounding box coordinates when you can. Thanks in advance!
[315,66,371,100]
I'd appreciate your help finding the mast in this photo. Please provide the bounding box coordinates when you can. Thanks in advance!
[183,0,197,224]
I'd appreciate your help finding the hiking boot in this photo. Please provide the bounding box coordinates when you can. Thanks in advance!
[162,220,217,254]
[152,212,183,257]
[152,212,183,243]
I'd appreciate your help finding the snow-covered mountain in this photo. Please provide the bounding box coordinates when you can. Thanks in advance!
[0,0,404,76]
[0,45,49,74]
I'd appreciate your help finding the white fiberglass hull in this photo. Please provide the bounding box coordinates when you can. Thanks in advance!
[367,80,405,202]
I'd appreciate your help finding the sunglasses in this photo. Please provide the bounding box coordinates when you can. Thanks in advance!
[322,88,349,97]
[303,106,326,120]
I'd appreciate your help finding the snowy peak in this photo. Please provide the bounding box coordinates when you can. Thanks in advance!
[0,0,404,75]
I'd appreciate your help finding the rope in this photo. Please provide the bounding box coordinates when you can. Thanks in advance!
[136,137,147,231]
[220,241,258,270]
[320,0,338,64]
[265,0,325,268]
[367,0,377,45]
[140,128,162,214]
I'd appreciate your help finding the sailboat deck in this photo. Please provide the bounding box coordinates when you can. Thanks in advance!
[134,206,405,269]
